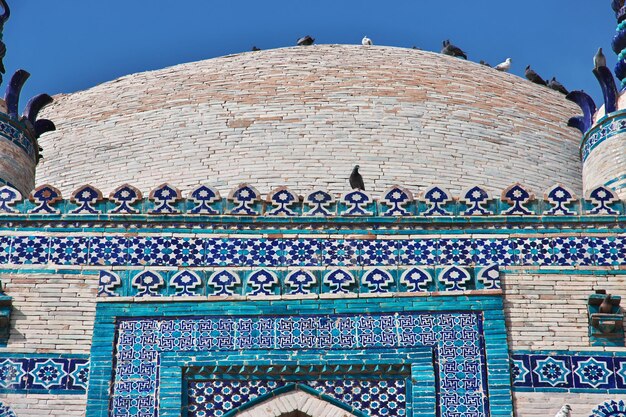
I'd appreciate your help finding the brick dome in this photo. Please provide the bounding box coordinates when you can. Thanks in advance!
[36,45,582,196]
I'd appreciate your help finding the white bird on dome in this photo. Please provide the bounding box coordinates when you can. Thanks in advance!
[495,58,512,72]
[362,36,373,46]
[555,404,572,417]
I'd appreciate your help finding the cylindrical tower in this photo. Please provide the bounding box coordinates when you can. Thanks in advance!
[576,1,626,198]
[0,1,54,198]
[0,109,40,197]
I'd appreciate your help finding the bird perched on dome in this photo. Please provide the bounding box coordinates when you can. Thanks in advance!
[349,165,365,191]
[362,36,372,46]
[297,35,315,46]
[594,47,606,69]
[548,77,569,94]
[495,58,512,72]
[251,46,261,51]
[479,60,491,67]
[441,40,467,59]
[555,405,572,417]
[525,65,547,86]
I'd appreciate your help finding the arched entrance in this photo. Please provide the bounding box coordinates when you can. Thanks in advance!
[231,384,362,417]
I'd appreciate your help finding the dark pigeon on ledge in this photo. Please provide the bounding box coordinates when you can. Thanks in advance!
[525,65,547,86]
[349,165,365,191]
[251,46,261,51]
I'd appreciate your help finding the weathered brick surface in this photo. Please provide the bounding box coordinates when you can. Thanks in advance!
[0,138,35,197]
[503,271,626,350]
[37,45,582,196]
[513,392,620,417]
[0,273,97,354]
[583,133,626,199]
[0,393,86,417]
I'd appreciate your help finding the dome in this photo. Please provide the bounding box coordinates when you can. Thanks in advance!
[36,45,582,197]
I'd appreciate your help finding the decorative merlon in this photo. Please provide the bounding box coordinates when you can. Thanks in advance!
[0,182,623,217]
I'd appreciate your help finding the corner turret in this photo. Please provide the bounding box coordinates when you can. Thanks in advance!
[0,0,55,198]
[566,1,626,199]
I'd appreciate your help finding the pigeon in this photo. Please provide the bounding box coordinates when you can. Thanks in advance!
[495,58,512,72]
[599,294,613,314]
[349,165,365,191]
[362,36,372,46]
[441,40,467,59]
[555,405,572,417]
[594,47,607,69]
[297,35,315,46]
[548,77,569,94]
[525,65,547,86]
[251,46,261,51]
[479,60,491,67]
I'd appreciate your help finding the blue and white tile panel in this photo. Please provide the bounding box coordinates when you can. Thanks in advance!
[188,379,407,417]
[0,355,88,394]
[1,235,624,267]
[111,313,486,417]
[511,352,626,392]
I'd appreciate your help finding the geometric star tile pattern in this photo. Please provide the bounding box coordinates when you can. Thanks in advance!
[0,356,88,393]
[0,234,625,268]
[512,353,626,391]
[187,379,407,417]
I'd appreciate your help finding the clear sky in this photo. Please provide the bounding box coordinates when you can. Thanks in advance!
[1,1,618,104]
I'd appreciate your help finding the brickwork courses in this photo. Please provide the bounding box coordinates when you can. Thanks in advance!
[37,45,582,197]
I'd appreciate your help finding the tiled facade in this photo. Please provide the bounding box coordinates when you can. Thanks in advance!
[0,31,623,417]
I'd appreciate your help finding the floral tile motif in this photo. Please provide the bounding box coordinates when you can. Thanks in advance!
[360,240,398,266]
[512,353,626,391]
[571,356,614,389]
[49,237,89,265]
[322,239,359,266]
[552,237,595,266]
[397,239,438,265]
[0,358,28,389]
[28,358,69,390]
[474,239,518,266]
[616,357,626,389]
[438,238,474,265]
[89,236,129,266]
[517,238,553,266]
[282,239,321,266]
[10,236,50,264]
[530,355,572,388]
[0,236,11,264]
[510,354,531,386]
[595,236,626,266]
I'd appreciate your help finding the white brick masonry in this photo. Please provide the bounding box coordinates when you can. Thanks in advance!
[37,45,582,197]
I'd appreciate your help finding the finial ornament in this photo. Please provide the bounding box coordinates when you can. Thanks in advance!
[0,0,10,84]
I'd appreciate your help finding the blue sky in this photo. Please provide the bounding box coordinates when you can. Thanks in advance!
[2,1,618,103]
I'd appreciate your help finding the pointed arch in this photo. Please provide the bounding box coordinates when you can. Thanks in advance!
[228,384,366,417]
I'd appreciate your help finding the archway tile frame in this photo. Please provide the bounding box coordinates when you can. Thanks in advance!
[85,296,512,417]
[181,349,429,417]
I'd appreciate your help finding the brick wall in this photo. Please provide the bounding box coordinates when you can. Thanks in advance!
[0,394,86,417]
[503,271,626,350]
[0,273,97,354]
[37,45,582,197]
[513,392,621,417]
